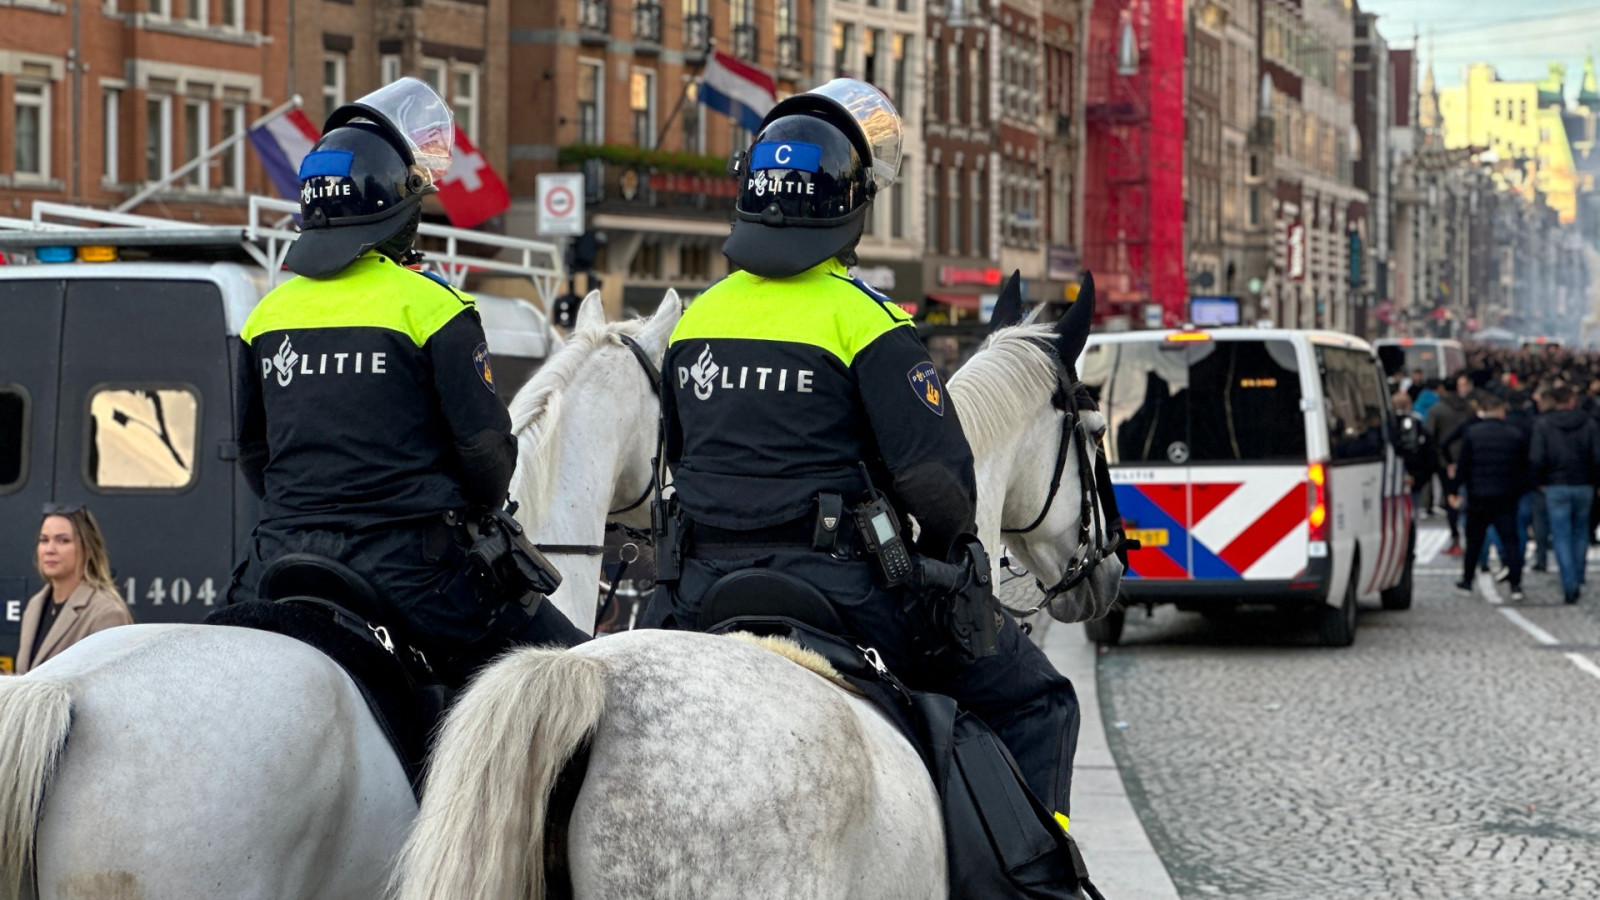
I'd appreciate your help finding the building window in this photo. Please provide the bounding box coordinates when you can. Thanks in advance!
[323,53,347,124]
[834,22,854,78]
[145,94,172,182]
[970,169,983,256]
[971,46,983,124]
[147,0,167,17]
[220,0,242,28]
[421,59,446,96]
[184,0,204,23]
[577,59,604,144]
[452,65,478,139]
[947,42,959,122]
[14,82,50,180]
[86,386,199,491]
[929,39,945,121]
[948,166,960,255]
[381,54,402,85]
[102,88,120,184]
[863,29,882,88]
[928,163,941,253]
[631,68,656,149]
[184,98,209,189]
[221,104,245,192]
[892,34,909,107]
[682,79,704,153]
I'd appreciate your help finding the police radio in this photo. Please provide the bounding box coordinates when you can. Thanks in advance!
[854,494,913,587]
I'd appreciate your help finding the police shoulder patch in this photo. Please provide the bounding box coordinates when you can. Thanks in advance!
[908,361,945,416]
[473,342,496,393]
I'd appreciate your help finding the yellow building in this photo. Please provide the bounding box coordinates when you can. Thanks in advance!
[1439,63,1579,223]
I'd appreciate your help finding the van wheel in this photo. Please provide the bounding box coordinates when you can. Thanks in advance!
[1319,563,1359,648]
[1381,532,1415,611]
[1085,608,1125,646]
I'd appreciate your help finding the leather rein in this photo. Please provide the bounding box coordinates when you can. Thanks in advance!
[1002,348,1135,612]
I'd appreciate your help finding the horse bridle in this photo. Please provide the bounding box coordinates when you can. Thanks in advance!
[1002,347,1136,612]
[531,333,661,559]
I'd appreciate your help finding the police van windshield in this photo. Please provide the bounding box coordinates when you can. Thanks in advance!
[1080,339,1307,465]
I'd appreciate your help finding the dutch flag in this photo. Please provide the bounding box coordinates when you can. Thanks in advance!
[247,109,321,201]
[698,50,776,133]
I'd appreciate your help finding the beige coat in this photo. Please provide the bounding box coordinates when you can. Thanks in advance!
[16,583,134,674]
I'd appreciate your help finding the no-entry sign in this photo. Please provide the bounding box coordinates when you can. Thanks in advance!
[537,173,586,236]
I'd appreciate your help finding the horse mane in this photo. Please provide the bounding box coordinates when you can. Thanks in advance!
[947,324,1062,458]
[506,319,648,527]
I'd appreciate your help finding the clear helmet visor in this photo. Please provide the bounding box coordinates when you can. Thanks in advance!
[805,79,903,191]
[333,78,454,185]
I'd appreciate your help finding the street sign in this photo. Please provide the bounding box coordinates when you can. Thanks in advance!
[1287,221,1306,282]
[536,173,586,236]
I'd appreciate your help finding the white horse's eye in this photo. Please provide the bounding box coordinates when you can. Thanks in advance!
[1082,410,1107,441]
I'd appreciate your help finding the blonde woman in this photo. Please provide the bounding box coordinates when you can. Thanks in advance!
[17,504,134,674]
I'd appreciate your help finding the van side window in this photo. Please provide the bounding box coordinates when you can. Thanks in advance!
[1080,343,1190,465]
[1319,348,1385,460]
[0,385,26,492]
[85,386,200,491]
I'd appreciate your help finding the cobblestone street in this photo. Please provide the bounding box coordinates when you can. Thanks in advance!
[1094,522,1600,898]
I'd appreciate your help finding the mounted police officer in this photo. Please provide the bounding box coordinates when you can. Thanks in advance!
[230,79,586,686]
[641,80,1083,855]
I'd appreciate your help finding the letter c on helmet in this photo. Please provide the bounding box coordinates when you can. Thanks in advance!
[774,143,792,165]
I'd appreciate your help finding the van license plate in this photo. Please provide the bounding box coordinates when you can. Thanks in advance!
[1126,528,1168,548]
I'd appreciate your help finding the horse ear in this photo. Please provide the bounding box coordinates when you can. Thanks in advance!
[988,270,1025,333]
[637,288,682,354]
[1053,271,1095,367]
[574,291,606,334]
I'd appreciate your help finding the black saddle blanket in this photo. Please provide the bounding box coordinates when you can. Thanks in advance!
[207,600,438,794]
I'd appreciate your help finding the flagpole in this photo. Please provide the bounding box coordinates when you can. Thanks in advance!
[114,95,305,214]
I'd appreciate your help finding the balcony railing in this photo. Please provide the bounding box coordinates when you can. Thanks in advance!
[633,2,661,43]
[684,12,712,56]
[579,0,608,34]
[732,23,758,63]
[777,33,802,76]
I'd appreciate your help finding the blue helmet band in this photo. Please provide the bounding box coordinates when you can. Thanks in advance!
[749,141,823,172]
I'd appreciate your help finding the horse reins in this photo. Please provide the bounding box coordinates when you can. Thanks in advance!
[1003,349,1136,613]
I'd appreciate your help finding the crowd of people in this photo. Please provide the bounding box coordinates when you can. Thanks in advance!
[1393,345,1600,604]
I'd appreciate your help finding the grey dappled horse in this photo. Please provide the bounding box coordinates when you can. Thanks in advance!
[394,294,1122,900]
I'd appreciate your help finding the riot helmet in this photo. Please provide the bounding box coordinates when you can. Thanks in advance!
[724,79,903,279]
[284,78,454,279]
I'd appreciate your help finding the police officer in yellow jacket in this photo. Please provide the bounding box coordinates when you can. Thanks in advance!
[642,80,1082,829]
[230,79,586,684]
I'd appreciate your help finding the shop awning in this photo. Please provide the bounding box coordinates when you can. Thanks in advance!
[927,292,981,311]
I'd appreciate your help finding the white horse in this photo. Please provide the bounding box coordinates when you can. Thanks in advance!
[394,298,1123,900]
[0,292,680,900]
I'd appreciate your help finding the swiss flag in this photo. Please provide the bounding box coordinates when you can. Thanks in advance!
[436,125,511,229]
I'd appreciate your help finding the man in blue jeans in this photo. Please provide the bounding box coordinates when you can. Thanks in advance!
[1530,384,1600,604]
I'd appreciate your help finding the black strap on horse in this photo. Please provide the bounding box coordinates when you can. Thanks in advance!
[1002,350,1137,614]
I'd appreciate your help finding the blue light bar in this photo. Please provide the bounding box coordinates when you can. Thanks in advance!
[35,246,75,263]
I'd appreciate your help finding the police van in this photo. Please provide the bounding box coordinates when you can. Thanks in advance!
[0,197,564,672]
[1373,337,1466,384]
[1079,327,1413,647]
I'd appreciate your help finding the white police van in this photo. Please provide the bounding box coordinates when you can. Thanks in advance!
[1373,337,1466,384]
[0,197,564,672]
[1079,327,1413,646]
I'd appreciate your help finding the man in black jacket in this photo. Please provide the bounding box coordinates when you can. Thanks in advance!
[1428,372,1476,554]
[1451,392,1531,599]
[1531,383,1600,604]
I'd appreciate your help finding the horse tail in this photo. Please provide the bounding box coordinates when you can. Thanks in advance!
[393,647,608,900]
[0,679,73,900]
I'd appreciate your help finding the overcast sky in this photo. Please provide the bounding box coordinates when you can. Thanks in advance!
[1363,0,1600,101]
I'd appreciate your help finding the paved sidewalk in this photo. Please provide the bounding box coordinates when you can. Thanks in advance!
[1041,619,1181,900]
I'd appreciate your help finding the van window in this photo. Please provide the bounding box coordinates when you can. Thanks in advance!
[1081,339,1307,465]
[0,386,26,491]
[1318,347,1386,460]
[85,386,200,491]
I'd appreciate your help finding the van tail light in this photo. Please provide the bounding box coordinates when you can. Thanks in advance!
[1307,463,1328,542]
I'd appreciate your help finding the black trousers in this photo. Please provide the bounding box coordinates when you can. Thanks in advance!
[230,518,588,686]
[641,547,1082,816]
[1463,496,1523,588]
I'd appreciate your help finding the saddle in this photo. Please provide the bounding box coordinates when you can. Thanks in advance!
[205,553,445,796]
[699,569,1103,900]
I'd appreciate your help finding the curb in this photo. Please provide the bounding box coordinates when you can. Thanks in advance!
[1041,620,1182,900]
